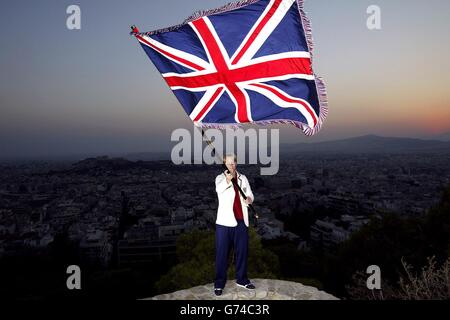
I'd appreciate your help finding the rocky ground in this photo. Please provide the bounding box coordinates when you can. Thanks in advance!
[145,279,339,300]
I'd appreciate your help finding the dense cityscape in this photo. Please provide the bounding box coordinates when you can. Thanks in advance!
[1,152,449,270]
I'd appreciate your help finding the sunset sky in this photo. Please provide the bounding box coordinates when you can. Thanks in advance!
[1,0,449,159]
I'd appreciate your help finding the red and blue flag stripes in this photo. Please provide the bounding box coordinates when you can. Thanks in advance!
[131,0,327,136]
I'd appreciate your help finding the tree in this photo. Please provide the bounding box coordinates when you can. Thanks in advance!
[340,184,450,299]
[155,228,280,294]
[347,256,450,300]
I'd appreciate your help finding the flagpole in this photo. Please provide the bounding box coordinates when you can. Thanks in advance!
[130,24,258,225]
[200,127,259,226]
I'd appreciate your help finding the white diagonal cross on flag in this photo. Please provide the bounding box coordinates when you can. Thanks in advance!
[135,0,319,128]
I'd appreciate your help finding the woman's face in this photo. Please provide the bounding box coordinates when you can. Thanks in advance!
[225,156,237,174]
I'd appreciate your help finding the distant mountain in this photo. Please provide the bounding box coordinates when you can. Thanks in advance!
[281,134,450,154]
[434,132,450,141]
[123,151,170,161]
[124,135,450,158]
[49,155,176,175]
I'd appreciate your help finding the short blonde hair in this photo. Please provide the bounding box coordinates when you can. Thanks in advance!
[223,153,237,164]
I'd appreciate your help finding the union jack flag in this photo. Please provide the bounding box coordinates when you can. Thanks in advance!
[131,0,327,135]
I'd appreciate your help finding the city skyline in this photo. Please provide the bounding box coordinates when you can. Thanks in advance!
[1,0,450,159]
[1,152,449,299]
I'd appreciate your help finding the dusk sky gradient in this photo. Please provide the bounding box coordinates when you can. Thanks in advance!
[1,0,449,159]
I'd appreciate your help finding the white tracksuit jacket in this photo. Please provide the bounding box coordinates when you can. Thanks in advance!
[215,171,254,227]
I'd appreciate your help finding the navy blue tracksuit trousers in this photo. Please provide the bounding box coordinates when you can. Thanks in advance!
[214,219,250,289]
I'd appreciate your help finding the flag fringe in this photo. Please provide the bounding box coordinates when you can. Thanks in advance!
[296,0,328,136]
[131,0,328,136]
[195,118,319,136]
